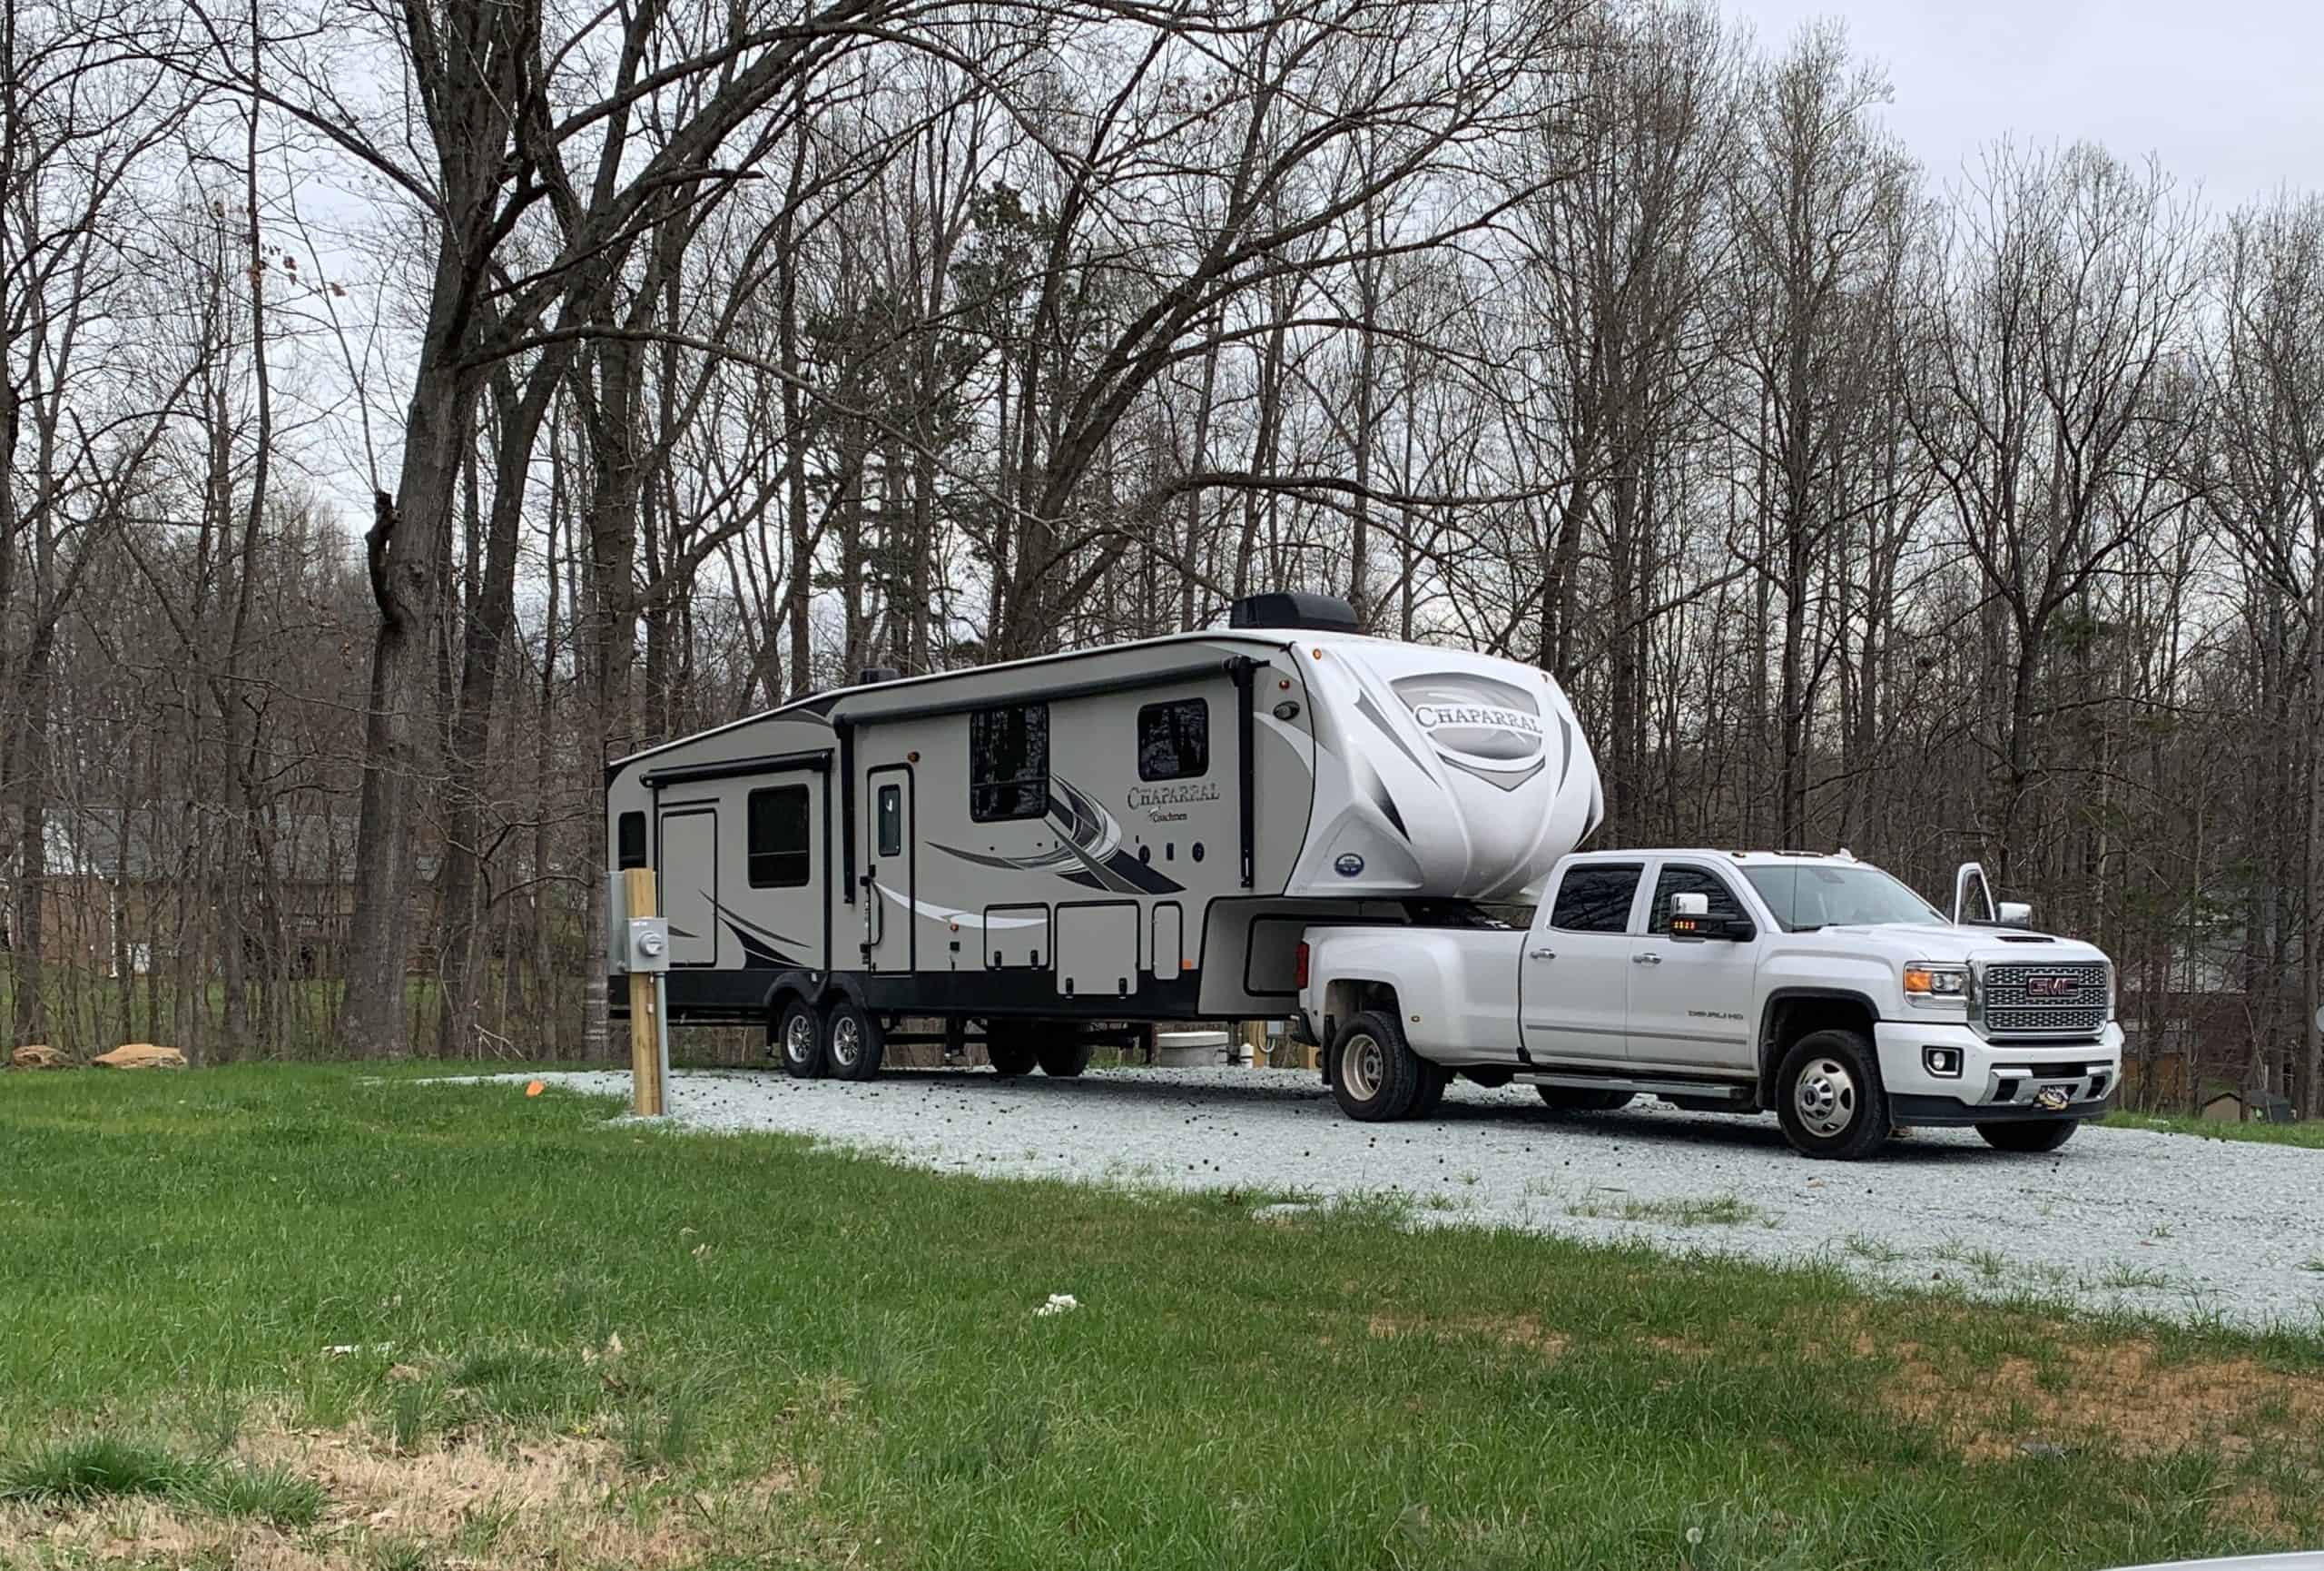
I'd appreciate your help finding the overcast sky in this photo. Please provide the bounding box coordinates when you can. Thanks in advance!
[1727,0,2322,212]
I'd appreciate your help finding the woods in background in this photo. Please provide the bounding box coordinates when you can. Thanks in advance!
[1,0,2319,1113]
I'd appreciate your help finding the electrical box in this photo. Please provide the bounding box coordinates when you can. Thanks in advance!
[625,917,671,974]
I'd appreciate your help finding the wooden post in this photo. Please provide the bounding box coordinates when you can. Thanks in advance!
[1241,1018,1268,1070]
[625,867,665,1117]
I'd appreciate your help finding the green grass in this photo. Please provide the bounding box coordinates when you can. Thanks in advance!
[3,1067,2322,1570]
[0,1435,320,1525]
[2105,1109,2324,1148]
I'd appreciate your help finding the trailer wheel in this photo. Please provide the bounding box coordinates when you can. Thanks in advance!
[824,1000,885,1082]
[1329,1010,1425,1122]
[1035,1032,1095,1078]
[776,998,825,1080]
[1976,1119,2078,1153]
[987,1035,1039,1076]
[1536,1086,1634,1112]
[1773,1030,1890,1161]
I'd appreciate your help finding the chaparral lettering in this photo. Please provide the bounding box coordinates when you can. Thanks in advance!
[1128,782,1221,810]
[1411,705,1542,736]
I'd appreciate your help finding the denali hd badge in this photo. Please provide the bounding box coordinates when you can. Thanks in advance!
[1334,853,1365,877]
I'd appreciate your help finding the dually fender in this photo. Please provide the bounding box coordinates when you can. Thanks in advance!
[1315,931,1471,1055]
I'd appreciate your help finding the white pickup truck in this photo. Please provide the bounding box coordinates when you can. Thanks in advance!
[1293,849,2122,1159]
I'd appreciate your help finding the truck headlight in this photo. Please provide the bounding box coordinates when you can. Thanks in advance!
[1903,963,1970,1004]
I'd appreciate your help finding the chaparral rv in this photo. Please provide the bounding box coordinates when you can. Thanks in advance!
[604,593,1602,1079]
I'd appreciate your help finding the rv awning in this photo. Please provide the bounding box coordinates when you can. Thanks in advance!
[640,748,832,788]
[826,654,1253,728]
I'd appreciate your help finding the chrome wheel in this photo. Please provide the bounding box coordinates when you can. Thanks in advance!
[1343,1033,1385,1102]
[783,1011,815,1067]
[1793,1057,1858,1139]
[830,1013,862,1071]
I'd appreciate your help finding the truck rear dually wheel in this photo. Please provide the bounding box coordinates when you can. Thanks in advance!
[1330,1010,1426,1122]
[1411,1061,1452,1116]
[776,998,825,1080]
[1976,1119,2078,1153]
[1773,1030,1890,1160]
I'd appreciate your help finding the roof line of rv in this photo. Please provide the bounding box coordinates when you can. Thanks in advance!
[603,625,1334,779]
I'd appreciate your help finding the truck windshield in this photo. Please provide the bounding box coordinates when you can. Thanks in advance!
[1741,865,1946,932]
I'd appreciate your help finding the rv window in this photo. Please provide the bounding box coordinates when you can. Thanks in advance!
[615,812,647,870]
[1549,864,1643,934]
[746,786,811,888]
[970,703,1049,822]
[876,784,903,857]
[1137,698,1210,782]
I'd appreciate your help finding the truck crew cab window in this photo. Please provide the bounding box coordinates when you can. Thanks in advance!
[1648,865,1746,934]
[1137,698,1209,781]
[746,786,811,887]
[615,811,647,869]
[1549,864,1642,933]
[970,702,1049,822]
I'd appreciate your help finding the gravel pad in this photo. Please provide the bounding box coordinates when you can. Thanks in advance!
[485,1064,2324,1331]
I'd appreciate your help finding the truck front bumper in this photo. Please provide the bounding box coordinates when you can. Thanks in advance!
[1873,1019,2122,1126]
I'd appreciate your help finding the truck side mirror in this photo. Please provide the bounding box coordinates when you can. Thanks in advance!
[1669,892,1709,943]
[1995,900,2033,928]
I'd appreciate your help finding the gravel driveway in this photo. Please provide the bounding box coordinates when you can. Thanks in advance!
[501,1065,2324,1331]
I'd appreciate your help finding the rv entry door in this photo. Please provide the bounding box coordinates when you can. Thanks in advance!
[862,767,915,973]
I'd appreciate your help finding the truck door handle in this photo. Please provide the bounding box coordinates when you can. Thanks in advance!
[1528,947,1557,961]
[1631,953,1662,965]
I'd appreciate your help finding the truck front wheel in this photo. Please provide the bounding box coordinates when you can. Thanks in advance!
[1773,1031,1890,1161]
[1330,1011,1426,1122]
[1977,1120,2078,1153]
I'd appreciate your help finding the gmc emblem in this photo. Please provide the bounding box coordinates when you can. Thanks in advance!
[2025,973,2078,998]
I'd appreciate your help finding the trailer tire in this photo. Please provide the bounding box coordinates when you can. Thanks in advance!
[987,1035,1039,1077]
[824,1000,885,1082]
[1536,1086,1634,1112]
[1036,1033,1095,1078]
[776,998,825,1080]
[1976,1119,2078,1153]
[1773,1030,1890,1161]
[1329,1010,1425,1122]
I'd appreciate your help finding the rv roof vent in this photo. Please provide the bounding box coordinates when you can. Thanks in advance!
[855,665,903,687]
[1226,591,1360,633]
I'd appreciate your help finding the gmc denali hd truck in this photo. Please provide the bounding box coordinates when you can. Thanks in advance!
[1295,852,2121,1160]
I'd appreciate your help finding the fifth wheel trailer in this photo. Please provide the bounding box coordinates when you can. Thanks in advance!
[603,593,1603,1079]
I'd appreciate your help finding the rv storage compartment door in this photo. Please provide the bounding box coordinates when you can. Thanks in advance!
[1057,901,1138,998]
[655,805,719,968]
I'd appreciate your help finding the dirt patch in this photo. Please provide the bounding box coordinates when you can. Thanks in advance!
[1873,1338,2324,1465]
[0,1418,818,1570]
[1363,1311,1571,1358]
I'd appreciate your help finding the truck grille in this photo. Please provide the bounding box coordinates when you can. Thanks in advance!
[1980,961,2108,1037]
